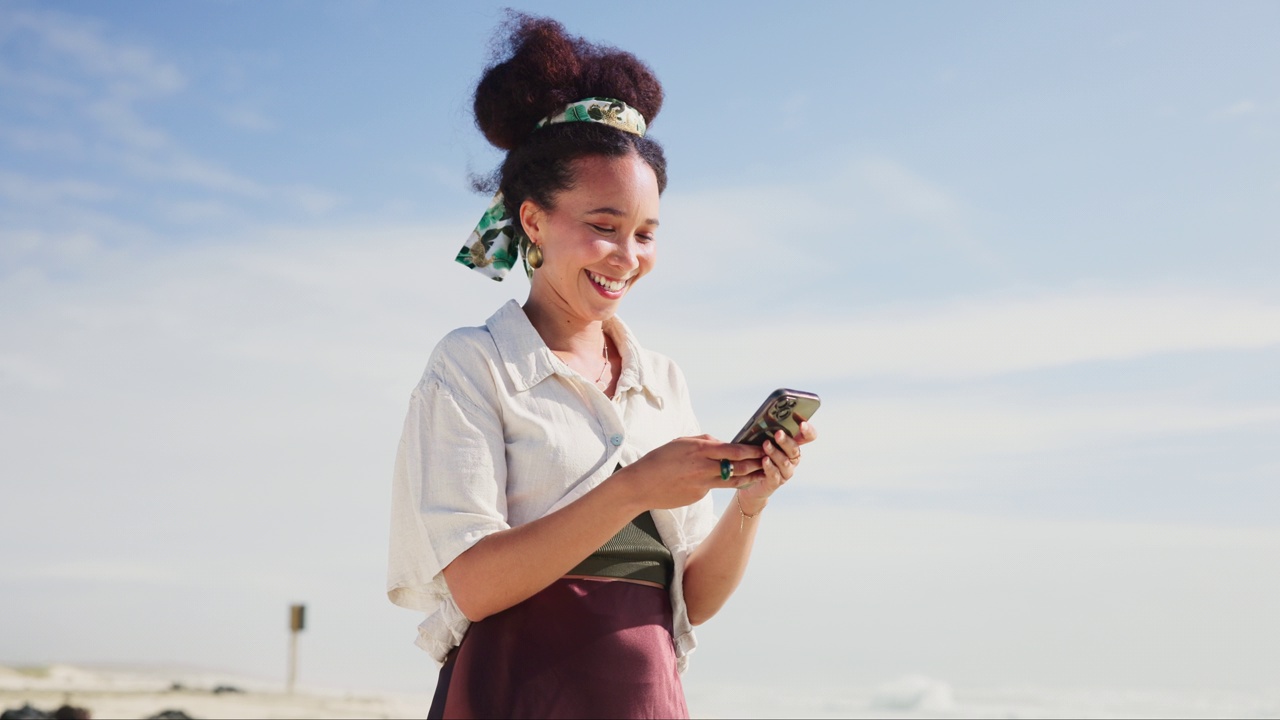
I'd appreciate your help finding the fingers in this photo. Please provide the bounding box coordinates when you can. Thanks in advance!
[760,454,785,487]
[794,420,818,445]
[762,432,799,483]
[712,457,765,486]
[728,458,764,477]
[695,426,816,490]
[771,429,801,460]
[710,441,766,461]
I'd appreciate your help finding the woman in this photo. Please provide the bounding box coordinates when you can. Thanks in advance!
[387,14,817,719]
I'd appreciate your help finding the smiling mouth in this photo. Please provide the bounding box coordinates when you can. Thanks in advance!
[588,271,628,293]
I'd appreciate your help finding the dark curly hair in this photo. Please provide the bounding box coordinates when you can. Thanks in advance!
[472,13,668,236]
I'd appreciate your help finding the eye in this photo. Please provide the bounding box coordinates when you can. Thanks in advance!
[637,232,656,244]
[588,223,613,234]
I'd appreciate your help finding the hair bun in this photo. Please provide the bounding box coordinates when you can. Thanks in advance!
[473,13,664,151]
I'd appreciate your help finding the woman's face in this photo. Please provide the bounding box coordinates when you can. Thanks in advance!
[522,152,660,323]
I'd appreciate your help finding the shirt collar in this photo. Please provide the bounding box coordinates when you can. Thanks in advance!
[485,300,658,402]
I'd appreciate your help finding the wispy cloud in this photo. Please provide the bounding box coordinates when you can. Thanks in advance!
[649,156,1008,303]
[0,352,65,392]
[0,124,85,155]
[222,107,277,133]
[1213,99,1258,119]
[840,394,1280,487]
[0,6,342,229]
[780,91,808,130]
[6,9,184,97]
[850,158,1007,274]
[660,289,1280,388]
[0,170,118,204]
[699,504,1280,690]
[855,158,964,220]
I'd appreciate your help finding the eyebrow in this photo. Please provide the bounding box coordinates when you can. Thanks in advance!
[585,206,660,226]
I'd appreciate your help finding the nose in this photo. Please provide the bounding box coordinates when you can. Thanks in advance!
[610,235,641,273]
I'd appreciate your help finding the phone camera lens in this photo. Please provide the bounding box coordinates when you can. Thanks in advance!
[771,397,796,422]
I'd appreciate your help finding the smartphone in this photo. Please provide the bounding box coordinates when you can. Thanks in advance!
[731,388,821,446]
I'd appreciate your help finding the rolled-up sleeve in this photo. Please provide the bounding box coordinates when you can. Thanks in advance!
[387,363,510,612]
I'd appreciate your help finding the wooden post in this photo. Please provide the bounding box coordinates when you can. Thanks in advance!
[288,603,305,693]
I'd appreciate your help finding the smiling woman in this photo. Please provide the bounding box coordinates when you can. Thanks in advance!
[386,11,816,720]
[518,153,661,351]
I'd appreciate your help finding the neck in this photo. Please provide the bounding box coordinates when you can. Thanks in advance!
[522,293,609,358]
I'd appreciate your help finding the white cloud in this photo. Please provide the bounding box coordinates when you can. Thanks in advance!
[651,183,826,289]
[657,289,1280,389]
[0,204,153,267]
[855,157,963,219]
[8,9,184,97]
[222,107,277,133]
[0,6,343,222]
[282,184,344,215]
[23,560,180,585]
[0,352,65,391]
[693,504,1280,692]
[85,97,172,149]
[849,159,1007,272]
[162,199,244,224]
[780,91,808,130]
[0,221,495,412]
[646,156,1007,306]
[838,394,1280,487]
[0,123,85,155]
[0,62,86,99]
[0,229,104,271]
[686,376,1280,491]
[1214,99,1258,119]
[0,169,118,205]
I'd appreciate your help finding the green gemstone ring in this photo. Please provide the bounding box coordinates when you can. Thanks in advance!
[720,459,734,481]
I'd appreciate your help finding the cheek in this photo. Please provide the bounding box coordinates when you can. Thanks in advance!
[639,244,657,273]
[546,228,597,264]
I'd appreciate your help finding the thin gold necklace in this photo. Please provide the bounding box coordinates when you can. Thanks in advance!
[593,338,611,391]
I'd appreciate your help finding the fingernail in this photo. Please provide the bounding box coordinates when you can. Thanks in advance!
[763,440,773,452]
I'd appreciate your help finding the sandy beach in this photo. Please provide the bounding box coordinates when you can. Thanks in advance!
[8,663,1280,719]
[0,665,431,720]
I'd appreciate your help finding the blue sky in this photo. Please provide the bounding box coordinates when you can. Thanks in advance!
[2,0,1278,710]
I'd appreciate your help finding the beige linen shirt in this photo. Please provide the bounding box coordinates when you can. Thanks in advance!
[387,300,715,672]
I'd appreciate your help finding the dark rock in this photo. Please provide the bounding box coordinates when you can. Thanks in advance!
[1,704,53,720]
[210,685,242,695]
[146,711,192,720]
[52,707,89,720]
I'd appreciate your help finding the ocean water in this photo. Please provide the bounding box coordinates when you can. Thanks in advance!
[684,676,1280,719]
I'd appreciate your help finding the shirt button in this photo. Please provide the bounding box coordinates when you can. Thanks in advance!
[610,434,623,447]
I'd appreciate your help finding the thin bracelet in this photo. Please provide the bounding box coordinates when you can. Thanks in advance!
[735,492,766,532]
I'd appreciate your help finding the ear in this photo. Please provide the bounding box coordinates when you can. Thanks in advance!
[518,199,547,245]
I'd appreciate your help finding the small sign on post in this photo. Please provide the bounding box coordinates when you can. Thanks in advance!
[287,603,305,693]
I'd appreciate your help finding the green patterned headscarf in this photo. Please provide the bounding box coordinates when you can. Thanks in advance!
[454,98,648,281]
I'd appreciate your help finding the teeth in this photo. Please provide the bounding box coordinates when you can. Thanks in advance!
[589,272,627,292]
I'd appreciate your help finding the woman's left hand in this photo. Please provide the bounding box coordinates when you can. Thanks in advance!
[735,420,817,509]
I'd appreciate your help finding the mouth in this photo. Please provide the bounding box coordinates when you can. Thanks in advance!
[587,271,630,295]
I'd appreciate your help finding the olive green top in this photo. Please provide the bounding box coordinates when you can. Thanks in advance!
[567,510,673,588]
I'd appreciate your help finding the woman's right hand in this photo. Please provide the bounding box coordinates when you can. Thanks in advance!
[615,435,765,510]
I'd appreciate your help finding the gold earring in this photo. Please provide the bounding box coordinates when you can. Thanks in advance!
[527,243,544,269]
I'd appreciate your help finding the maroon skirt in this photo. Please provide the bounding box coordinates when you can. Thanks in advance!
[428,577,688,719]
